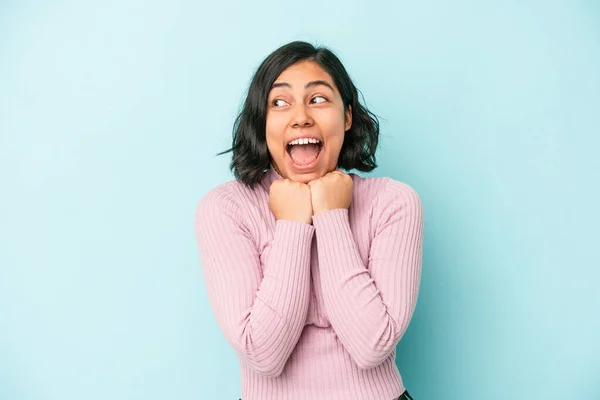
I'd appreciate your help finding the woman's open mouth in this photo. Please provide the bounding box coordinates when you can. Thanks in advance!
[286,137,323,170]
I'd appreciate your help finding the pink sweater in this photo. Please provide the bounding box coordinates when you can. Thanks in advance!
[194,167,423,400]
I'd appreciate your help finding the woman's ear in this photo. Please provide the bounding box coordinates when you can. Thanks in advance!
[344,105,352,131]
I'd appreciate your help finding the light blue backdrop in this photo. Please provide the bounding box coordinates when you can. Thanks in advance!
[1,1,599,399]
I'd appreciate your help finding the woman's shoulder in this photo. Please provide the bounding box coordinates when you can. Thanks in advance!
[351,174,422,217]
[196,178,266,216]
[351,173,420,198]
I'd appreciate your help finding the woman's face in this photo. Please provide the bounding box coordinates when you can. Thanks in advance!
[265,61,352,184]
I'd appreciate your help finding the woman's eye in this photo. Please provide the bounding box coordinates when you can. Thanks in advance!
[273,99,288,107]
[311,96,327,104]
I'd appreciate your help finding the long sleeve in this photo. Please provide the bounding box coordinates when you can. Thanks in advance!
[194,186,314,377]
[311,179,423,370]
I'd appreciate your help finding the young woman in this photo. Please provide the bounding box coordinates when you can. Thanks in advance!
[194,41,423,400]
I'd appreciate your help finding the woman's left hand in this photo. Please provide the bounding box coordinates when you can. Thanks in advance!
[308,170,353,216]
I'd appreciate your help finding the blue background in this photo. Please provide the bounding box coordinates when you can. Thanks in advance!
[1,1,599,399]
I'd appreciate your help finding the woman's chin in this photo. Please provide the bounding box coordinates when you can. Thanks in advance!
[281,165,330,183]
[288,171,322,183]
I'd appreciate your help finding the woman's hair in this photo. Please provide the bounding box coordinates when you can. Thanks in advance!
[219,41,380,187]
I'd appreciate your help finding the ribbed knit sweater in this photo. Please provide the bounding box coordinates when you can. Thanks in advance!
[194,167,424,400]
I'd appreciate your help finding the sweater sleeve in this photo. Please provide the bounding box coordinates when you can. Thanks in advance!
[311,179,423,370]
[194,186,314,377]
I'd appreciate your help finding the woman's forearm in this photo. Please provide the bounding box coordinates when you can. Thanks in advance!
[195,187,313,377]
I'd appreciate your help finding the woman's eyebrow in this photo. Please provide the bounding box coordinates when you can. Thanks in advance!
[270,80,334,91]
[271,82,291,89]
[304,80,334,91]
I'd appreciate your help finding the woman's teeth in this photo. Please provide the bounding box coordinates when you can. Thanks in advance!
[288,138,321,146]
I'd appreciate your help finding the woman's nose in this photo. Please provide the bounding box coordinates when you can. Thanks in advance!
[290,104,314,128]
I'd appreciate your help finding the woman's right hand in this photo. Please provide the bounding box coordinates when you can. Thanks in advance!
[269,179,313,225]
